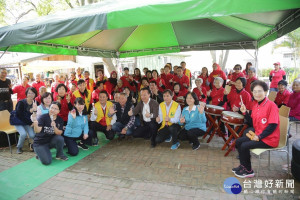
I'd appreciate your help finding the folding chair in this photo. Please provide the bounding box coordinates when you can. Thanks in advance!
[0,110,18,154]
[251,116,290,178]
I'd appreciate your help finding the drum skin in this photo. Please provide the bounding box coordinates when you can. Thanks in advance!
[221,111,244,125]
[205,105,224,115]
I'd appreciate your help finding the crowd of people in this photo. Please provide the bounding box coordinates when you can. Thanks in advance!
[0,60,299,179]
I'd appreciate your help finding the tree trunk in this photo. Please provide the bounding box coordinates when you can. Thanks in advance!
[210,50,216,63]
[102,58,117,74]
[222,50,230,70]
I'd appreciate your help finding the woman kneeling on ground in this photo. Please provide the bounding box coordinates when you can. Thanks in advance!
[64,97,91,156]
[232,80,280,178]
[178,92,207,150]
[32,101,68,165]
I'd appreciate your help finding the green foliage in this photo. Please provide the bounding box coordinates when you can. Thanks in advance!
[283,66,300,84]
[258,68,272,77]
[0,0,5,25]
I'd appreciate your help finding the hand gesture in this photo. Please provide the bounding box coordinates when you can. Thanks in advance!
[240,104,246,113]
[31,112,37,122]
[56,96,61,103]
[32,100,37,111]
[109,106,117,115]
[66,94,71,102]
[159,79,163,86]
[165,116,170,122]
[156,116,161,123]
[121,128,127,135]
[106,125,112,131]
[207,90,211,97]
[70,109,76,119]
[224,89,229,95]
[169,79,173,83]
[128,108,133,116]
[232,105,239,112]
[145,109,151,118]
[51,120,56,127]
[198,103,205,114]
[180,116,185,124]
[132,97,136,103]
[129,75,133,81]
[83,134,89,140]
[183,83,188,87]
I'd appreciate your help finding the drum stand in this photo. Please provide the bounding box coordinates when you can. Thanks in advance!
[203,113,227,143]
[221,121,248,156]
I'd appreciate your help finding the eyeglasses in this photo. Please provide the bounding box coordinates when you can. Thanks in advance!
[50,107,60,110]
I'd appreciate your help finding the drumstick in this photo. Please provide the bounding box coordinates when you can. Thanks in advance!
[240,95,244,105]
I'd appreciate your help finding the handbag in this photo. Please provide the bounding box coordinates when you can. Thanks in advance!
[9,110,26,126]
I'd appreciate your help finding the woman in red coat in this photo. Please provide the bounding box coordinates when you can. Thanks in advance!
[151,70,166,92]
[105,71,117,99]
[233,80,280,178]
[197,67,210,92]
[208,63,226,89]
[54,83,72,126]
[245,67,258,96]
[274,80,291,108]
[192,78,207,103]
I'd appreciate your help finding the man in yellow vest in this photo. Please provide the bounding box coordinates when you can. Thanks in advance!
[71,79,92,112]
[181,61,192,86]
[155,89,181,150]
[89,91,115,145]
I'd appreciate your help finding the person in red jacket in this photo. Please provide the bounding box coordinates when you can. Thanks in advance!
[287,78,300,122]
[105,71,117,99]
[114,79,124,93]
[208,63,226,89]
[120,67,135,91]
[13,76,31,101]
[197,67,210,92]
[35,86,47,105]
[224,77,252,111]
[92,81,105,103]
[242,62,252,77]
[172,66,189,94]
[68,72,78,88]
[54,83,72,125]
[51,73,64,98]
[207,77,225,106]
[151,70,166,92]
[274,80,291,108]
[162,64,174,91]
[269,62,286,92]
[245,67,258,96]
[32,73,45,96]
[228,64,245,89]
[233,80,280,178]
[192,78,207,103]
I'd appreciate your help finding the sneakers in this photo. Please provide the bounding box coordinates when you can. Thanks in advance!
[232,165,243,173]
[234,167,255,178]
[192,143,200,150]
[56,155,69,161]
[165,136,172,143]
[17,148,23,154]
[92,138,99,146]
[77,142,89,150]
[171,142,180,150]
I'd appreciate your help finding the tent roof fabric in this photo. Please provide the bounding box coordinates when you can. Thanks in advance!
[0,0,300,58]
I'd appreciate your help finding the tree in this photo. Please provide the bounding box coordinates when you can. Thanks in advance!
[210,50,230,71]
[273,27,300,81]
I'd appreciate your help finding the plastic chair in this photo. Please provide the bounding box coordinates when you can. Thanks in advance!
[0,110,18,154]
[279,105,290,118]
[268,91,277,102]
[251,116,290,178]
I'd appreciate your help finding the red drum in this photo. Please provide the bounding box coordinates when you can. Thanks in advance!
[221,111,244,125]
[205,105,224,116]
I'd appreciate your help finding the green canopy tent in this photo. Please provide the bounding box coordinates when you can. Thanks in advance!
[0,0,300,58]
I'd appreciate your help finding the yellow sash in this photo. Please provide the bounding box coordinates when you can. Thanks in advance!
[95,101,113,125]
[159,101,179,130]
[73,89,92,110]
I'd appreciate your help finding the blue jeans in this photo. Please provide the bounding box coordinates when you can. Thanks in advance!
[34,135,65,165]
[112,122,134,135]
[270,88,278,92]
[15,125,35,148]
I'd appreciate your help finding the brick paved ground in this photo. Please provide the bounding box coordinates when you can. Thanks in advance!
[1,125,300,200]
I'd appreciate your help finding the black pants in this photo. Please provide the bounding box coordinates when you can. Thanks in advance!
[89,121,115,140]
[133,120,158,145]
[156,124,181,145]
[235,127,272,171]
[64,133,92,156]
[178,128,206,146]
